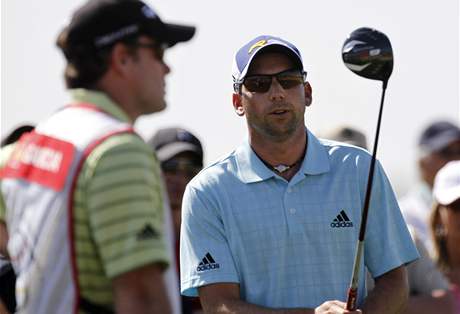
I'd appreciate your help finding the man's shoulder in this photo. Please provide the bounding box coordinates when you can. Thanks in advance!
[189,151,239,189]
[87,132,151,160]
[82,132,156,179]
[319,138,370,156]
[317,137,372,169]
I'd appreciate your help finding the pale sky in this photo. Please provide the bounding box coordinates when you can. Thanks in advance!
[1,0,459,195]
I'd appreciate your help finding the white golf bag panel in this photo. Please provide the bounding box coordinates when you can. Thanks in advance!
[1,104,132,314]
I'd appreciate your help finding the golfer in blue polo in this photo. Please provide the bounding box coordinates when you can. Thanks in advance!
[180,35,418,314]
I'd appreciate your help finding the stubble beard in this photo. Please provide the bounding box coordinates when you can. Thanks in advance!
[250,110,304,143]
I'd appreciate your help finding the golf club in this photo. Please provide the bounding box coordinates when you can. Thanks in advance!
[341,27,393,311]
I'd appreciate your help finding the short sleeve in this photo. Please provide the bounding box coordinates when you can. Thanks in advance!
[364,160,420,277]
[180,184,239,297]
[84,134,169,278]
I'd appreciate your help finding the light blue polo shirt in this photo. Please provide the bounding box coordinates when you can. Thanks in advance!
[180,129,418,309]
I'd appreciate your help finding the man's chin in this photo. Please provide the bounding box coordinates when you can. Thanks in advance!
[147,100,167,114]
[263,124,299,141]
[157,100,167,112]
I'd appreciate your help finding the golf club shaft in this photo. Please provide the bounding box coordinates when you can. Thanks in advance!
[346,80,388,310]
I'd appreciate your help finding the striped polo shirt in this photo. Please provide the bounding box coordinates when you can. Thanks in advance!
[0,89,169,309]
[180,129,419,309]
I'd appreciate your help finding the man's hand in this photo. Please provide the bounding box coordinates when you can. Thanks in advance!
[315,300,362,314]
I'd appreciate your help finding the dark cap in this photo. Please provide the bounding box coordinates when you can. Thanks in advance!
[149,127,203,164]
[1,124,35,147]
[419,121,460,154]
[61,0,195,54]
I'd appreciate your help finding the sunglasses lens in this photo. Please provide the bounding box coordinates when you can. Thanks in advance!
[440,147,460,159]
[277,74,304,89]
[134,42,165,62]
[242,69,305,93]
[243,77,272,93]
[162,159,202,178]
[155,47,165,62]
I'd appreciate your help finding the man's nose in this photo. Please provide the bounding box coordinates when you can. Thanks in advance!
[268,77,285,100]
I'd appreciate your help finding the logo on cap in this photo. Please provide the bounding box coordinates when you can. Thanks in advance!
[142,5,157,18]
[248,40,267,54]
[177,130,192,142]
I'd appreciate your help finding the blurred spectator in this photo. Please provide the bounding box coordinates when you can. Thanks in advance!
[1,124,34,147]
[430,160,460,313]
[322,125,367,149]
[400,121,460,254]
[150,127,204,314]
[0,124,34,313]
[0,0,195,313]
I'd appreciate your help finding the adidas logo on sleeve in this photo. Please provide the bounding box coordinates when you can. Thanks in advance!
[330,210,353,228]
[136,224,159,240]
[196,253,220,272]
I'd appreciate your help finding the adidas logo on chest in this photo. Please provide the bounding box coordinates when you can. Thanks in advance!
[330,210,354,228]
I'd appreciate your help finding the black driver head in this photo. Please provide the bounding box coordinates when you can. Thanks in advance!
[342,27,393,82]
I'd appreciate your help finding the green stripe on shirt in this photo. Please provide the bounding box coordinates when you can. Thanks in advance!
[75,132,169,286]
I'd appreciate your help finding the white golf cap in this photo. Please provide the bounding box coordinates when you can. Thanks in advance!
[433,160,460,206]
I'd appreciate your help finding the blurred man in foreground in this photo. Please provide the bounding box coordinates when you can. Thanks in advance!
[0,0,195,313]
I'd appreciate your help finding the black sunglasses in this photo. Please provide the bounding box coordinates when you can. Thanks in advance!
[438,144,460,159]
[161,159,202,178]
[238,68,307,93]
[133,42,167,62]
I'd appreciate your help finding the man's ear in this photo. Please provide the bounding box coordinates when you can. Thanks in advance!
[304,82,312,107]
[109,43,133,75]
[232,93,245,116]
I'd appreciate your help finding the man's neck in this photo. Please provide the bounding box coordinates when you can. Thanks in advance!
[96,78,138,122]
[249,128,307,181]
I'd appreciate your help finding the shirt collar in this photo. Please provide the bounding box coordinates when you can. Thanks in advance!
[235,129,331,184]
[69,88,132,124]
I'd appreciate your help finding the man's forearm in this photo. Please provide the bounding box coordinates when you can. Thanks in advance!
[113,264,172,314]
[199,283,363,314]
[363,266,409,314]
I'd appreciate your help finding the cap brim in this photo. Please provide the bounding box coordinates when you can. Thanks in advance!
[435,186,460,206]
[156,142,201,162]
[162,23,196,47]
[421,130,460,153]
